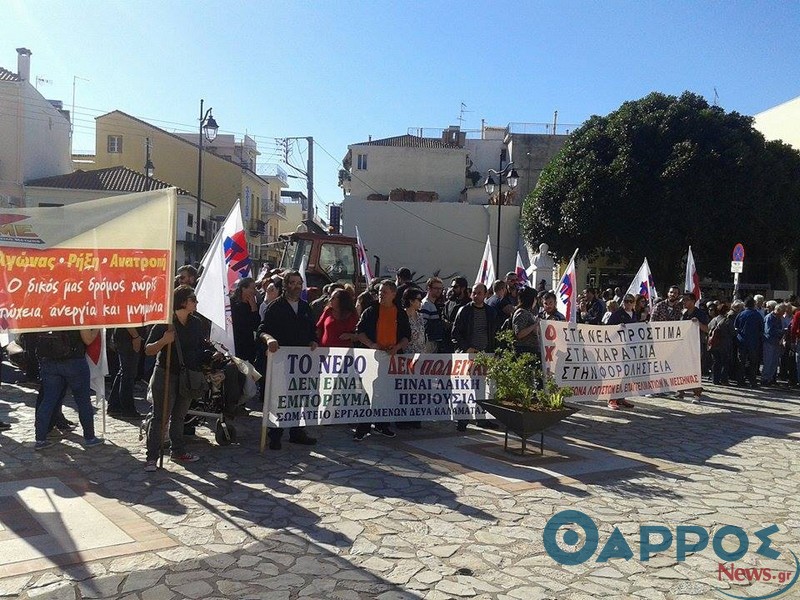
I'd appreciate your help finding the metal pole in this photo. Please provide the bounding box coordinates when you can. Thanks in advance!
[306,136,314,223]
[496,154,503,276]
[195,99,205,265]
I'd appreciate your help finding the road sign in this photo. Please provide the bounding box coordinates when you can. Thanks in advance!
[731,261,743,273]
[732,243,745,262]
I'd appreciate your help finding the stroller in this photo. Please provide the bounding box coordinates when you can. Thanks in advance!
[140,346,239,447]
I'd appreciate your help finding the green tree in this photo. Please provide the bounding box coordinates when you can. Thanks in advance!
[521,91,800,286]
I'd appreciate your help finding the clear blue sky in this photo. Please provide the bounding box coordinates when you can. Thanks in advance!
[4,1,799,218]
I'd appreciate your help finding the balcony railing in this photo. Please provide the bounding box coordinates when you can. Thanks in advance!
[256,163,288,185]
[262,200,287,220]
[247,219,267,235]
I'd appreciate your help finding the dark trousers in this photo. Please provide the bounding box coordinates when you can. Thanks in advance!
[108,344,139,413]
[711,348,730,385]
[146,366,191,460]
[738,347,760,386]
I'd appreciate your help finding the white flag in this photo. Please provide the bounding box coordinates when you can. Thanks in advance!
[626,258,658,313]
[85,329,108,403]
[355,226,373,280]
[556,249,579,323]
[299,253,309,302]
[474,235,495,289]
[196,202,251,354]
[685,246,701,299]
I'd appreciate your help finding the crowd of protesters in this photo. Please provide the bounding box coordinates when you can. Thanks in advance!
[5,261,799,470]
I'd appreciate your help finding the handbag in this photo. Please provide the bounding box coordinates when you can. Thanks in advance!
[174,328,208,400]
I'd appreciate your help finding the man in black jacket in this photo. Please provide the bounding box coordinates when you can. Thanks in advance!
[258,270,318,450]
[452,283,497,354]
[451,283,499,432]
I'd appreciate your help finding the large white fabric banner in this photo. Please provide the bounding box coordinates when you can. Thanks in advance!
[539,320,702,401]
[263,348,492,428]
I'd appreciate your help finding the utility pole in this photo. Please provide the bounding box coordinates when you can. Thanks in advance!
[306,137,314,223]
[283,136,315,223]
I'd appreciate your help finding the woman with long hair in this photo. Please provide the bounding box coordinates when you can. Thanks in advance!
[230,277,260,362]
[403,287,426,354]
[317,288,359,347]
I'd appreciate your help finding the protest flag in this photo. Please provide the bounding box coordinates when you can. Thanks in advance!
[196,201,251,354]
[474,235,495,289]
[626,258,658,313]
[556,249,579,323]
[515,252,530,287]
[299,252,309,302]
[685,246,701,299]
[355,226,373,281]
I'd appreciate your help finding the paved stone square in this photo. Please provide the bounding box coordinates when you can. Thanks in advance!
[0,366,799,600]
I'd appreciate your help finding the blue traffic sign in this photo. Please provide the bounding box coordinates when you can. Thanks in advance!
[732,243,745,262]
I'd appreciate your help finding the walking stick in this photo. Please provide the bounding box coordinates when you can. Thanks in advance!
[158,341,173,468]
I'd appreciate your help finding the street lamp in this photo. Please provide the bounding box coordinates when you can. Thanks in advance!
[195,98,219,263]
[144,137,154,179]
[484,155,519,275]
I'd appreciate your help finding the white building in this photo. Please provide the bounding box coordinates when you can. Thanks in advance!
[0,48,72,207]
[754,95,800,149]
[339,123,569,279]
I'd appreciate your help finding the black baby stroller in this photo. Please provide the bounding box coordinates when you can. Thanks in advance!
[140,346,239,447]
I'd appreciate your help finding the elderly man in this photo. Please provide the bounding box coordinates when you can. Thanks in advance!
[761,301,785,386]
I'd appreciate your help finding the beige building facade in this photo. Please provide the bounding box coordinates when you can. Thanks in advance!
[93,111,287,267]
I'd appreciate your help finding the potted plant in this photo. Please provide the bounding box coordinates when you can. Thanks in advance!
[474,330,577,455]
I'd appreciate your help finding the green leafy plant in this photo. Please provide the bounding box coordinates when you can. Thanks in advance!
[474,329,573,411]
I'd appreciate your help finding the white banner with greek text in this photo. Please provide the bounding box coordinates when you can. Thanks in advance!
[262,348,492,428]
[539,320,702,401]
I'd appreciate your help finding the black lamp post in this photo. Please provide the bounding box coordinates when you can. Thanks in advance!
[195,99,219,263]
[144,137,154,180]
[484,155,519,275]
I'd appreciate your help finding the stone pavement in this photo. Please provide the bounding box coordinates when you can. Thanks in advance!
[0,364,799,600]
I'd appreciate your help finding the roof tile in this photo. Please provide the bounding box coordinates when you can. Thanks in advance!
[352,134,461,149]
[26,166,193,196]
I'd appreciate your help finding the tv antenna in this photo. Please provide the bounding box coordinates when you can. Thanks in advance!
[457,102,473,127]
[35,76,52,89]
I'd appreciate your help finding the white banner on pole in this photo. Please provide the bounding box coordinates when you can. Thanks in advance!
[539,320,701,401]
[262,348,492,428]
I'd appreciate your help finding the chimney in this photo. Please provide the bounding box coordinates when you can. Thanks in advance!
[16,47,32,81]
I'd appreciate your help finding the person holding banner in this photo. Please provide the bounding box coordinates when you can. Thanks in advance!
[677,292,709,402]
[143,286,208,470]
[605,294,638,410]
[317,289,359,348]
[452,283,500,431]
[352,280,410,441]
[258,270,319,450]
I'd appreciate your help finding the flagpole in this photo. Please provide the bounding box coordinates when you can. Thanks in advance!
[559,248,579,281]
